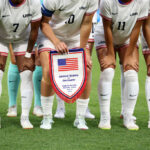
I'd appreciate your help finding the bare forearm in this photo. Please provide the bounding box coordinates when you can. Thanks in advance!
[41,22,60,46]
[127,20,143,55]
[27,31,38,53]
[143,16,150,48]
[103,18,114,56]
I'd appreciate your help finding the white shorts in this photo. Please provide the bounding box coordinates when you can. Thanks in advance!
[88,23,97,43]
[0,40,29,56]
[141,32,150,55]
[37,35,80,53]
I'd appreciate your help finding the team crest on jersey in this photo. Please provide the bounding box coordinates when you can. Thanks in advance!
[49,49,87,103]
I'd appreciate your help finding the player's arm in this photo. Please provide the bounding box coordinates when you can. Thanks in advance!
[100,17,116,68]
[26,20,41,55]
[41,16,68,53]
[124,20,144,71]
[143,16,150,48]
[80,13,94,70]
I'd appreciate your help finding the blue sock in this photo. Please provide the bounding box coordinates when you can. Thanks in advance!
[33,66,42,107]
[8,63,20,107]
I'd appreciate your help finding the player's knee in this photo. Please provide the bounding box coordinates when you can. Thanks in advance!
[100,68,115,81]
[124,64,139,72]
[124,70,139,100]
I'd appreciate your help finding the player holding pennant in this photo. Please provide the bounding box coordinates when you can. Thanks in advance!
[141,0,150,128]
[38,0,98,130]
[0,0,41,128]
[95,0,149,130]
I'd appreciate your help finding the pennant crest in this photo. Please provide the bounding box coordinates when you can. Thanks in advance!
[49,49,87,103]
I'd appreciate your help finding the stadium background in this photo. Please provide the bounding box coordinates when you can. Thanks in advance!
[0,47,149,150]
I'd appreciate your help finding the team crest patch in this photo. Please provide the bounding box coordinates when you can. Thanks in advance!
[49,49,87,103]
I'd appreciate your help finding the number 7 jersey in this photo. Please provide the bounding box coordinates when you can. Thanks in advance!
[0,0,42,43]
[100,0,149,45]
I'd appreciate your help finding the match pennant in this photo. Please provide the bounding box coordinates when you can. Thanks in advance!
[49,48,87,103]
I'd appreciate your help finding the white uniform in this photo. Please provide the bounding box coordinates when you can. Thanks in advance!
[141,0,150,54]
[95,0,149,50]
[88,10,100,42]
[38,0,98,53]
[0,0,41,56]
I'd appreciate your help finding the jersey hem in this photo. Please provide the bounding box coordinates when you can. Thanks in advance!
[85,10,97,16]
[100,14,112,21]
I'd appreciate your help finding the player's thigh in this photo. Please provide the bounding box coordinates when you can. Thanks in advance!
[39,51,50,81]
[118,46,139,71]
[0,42,9,71]
[13,41,35,71]
[144,54,150,76]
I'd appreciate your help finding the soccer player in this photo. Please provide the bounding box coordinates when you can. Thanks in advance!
[38,0,98,130]
[0,0,41,128]
[141,4,150,128]
[95,0,148,130]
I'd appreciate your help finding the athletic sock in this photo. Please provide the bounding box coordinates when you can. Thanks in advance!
[33,66,42,107]
[98,68,115,120]
[20,70,33,117]
[41,95,54,117]
[145,76,150,116]
[76,98,89,118]
[124,70,139,117]
[120,65,125,115]
[7,63,20,107]
[56,94,65,110]
[0,70,4,96]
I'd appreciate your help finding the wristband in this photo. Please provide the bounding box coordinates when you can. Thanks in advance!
[25,52,31,58]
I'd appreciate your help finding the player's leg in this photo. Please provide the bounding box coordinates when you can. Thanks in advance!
[84,42,95,119]
[33,65,43,117]
[94,29,115,129]
[0,55,7,96]
[120,64,125,118]
[143,54,150,128]
[74,63,92,130]
[32,47,43,117]
[120,63,137,121]
[40,50,55,130]
[15,42,35,129]
[54,95,65,119]
[7,62,20,117]
[0,42,9,97]
[119,46,139,130]
[96,47,115,130]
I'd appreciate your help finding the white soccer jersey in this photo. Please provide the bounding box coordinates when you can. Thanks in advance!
[42,0,98,41]
[100,0,149,45]
[0,0,42,43]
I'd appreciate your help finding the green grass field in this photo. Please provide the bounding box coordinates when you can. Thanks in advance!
[0,48,150,150]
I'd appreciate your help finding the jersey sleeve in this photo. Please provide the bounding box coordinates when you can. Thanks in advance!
[138,0,149,20]
[100,0,112,21]
[86,0,98,15]
[41,0,60,17]
[31,0,42,22]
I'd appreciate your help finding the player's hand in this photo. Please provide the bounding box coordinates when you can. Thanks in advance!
[86,52,92,70]
[54,40,68,54]
[21,57,35,71]
[100,54,116,69]
[123,55,139,72]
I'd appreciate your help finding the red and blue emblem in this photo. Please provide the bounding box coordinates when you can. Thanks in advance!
[49,48,87,103]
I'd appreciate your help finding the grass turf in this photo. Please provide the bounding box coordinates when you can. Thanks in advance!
[0,48,150,150]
